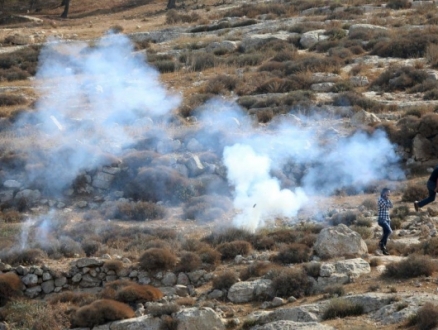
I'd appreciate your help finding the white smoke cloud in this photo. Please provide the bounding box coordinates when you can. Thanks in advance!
[20,33,180,194]
[224,143,308,231]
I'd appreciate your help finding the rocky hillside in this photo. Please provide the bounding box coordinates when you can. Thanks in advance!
[1,0,438,329]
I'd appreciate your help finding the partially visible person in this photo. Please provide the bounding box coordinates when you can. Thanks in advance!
[414,165,438,212]
[378,188,393,255]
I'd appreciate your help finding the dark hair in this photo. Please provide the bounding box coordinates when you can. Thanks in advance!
[381,188,390,198]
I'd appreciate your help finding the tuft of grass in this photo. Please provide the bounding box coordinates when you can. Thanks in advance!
[322,298,364,320]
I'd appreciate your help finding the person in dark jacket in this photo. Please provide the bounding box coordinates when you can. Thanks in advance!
[414,165,438,212]
[378,188,393,255]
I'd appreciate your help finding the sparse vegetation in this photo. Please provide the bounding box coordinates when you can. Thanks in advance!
[383,254,437,278]
[322,298,364,320]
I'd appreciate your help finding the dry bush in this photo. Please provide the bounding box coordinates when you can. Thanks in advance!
[109,24,124,33]
[203,75,237,94]
[240,261,278,281]
[371,30,438,58]
[269,268,314,298]
[330,210,358,226]
[0,46,40,81]
[332,92,379,111]
[116,284,163,303]
[303,262,321,278]
[0,93,27,106]
[323,285,346,298]
[81,239,100,257]
[108,200,166,221]
[285,55,341,74]
[423,89,438,100]
[0,272,21,306]
[121,150,159,169]
[124,166,197,203]
[189,53,216,71]
[361,198,377,210]
[227,53,264,67]
[166,9,200,24]
[223,3,291,19]
[103,260,124,272]
[202,227,254,246]
[408,302,438,330]
[212,270,239,290]
[256,109,275,123]
[386,0,411,9]
[0,248,45,266]
[355,216,373,227]
[160,315,179,330]
[369,257,383,267]
[59,236,84,258]
[0,299,69,330]
[175,296,196,306]
[49,291,96,307]
[326,7,364,20]
[139,248,177,272]
[255,77,307,94]
[418,113,438,138]
[426,43,438,68]
[154,60,176,73]
[322,298,364,320]
[390,218,403,230]
[198,246,221,269]
[351,226,373,240]
[391,205,410,220]
[147,303,180,317]
[421,237,438,257]
[183,195,232,222]
[371,66,429,92]
[383,254,437,278]
[216,240,252,260]
[175,252,201,272]
[271,243,311,264]
[1,210,22,223]
[402,182,428,202]
[71,299,135,328]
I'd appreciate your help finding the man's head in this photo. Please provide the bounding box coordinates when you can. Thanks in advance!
[381,188,390,198]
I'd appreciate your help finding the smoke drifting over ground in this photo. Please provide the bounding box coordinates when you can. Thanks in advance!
[11,34,405,235]
[20,33,180,193]
[205,104,405,231]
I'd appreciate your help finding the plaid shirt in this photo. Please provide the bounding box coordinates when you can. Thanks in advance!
[378,196,393,222]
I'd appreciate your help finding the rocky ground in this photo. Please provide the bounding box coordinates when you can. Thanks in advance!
[1,0,438,329]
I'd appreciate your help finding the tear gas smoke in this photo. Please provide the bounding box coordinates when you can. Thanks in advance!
[19,33,180,194]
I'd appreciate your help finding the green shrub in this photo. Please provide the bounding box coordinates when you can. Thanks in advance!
[71,299,135,328]
[271,243,311,264]
[216,240,252,260]
[322,298,364,320]
[212,270,239,290]
[269,268,314,298]
[383,254,437,278]
[139,248,177,272]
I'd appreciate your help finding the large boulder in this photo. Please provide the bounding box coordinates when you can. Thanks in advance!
[110,315,162,330]
[251,320,334,330]
[228,279,273,303]
[174,307,225,330]
[314,224,368,259]
[299,30,328,49]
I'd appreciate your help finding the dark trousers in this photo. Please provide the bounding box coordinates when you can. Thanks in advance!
[378,220,392,246]
[418,180,437,208]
